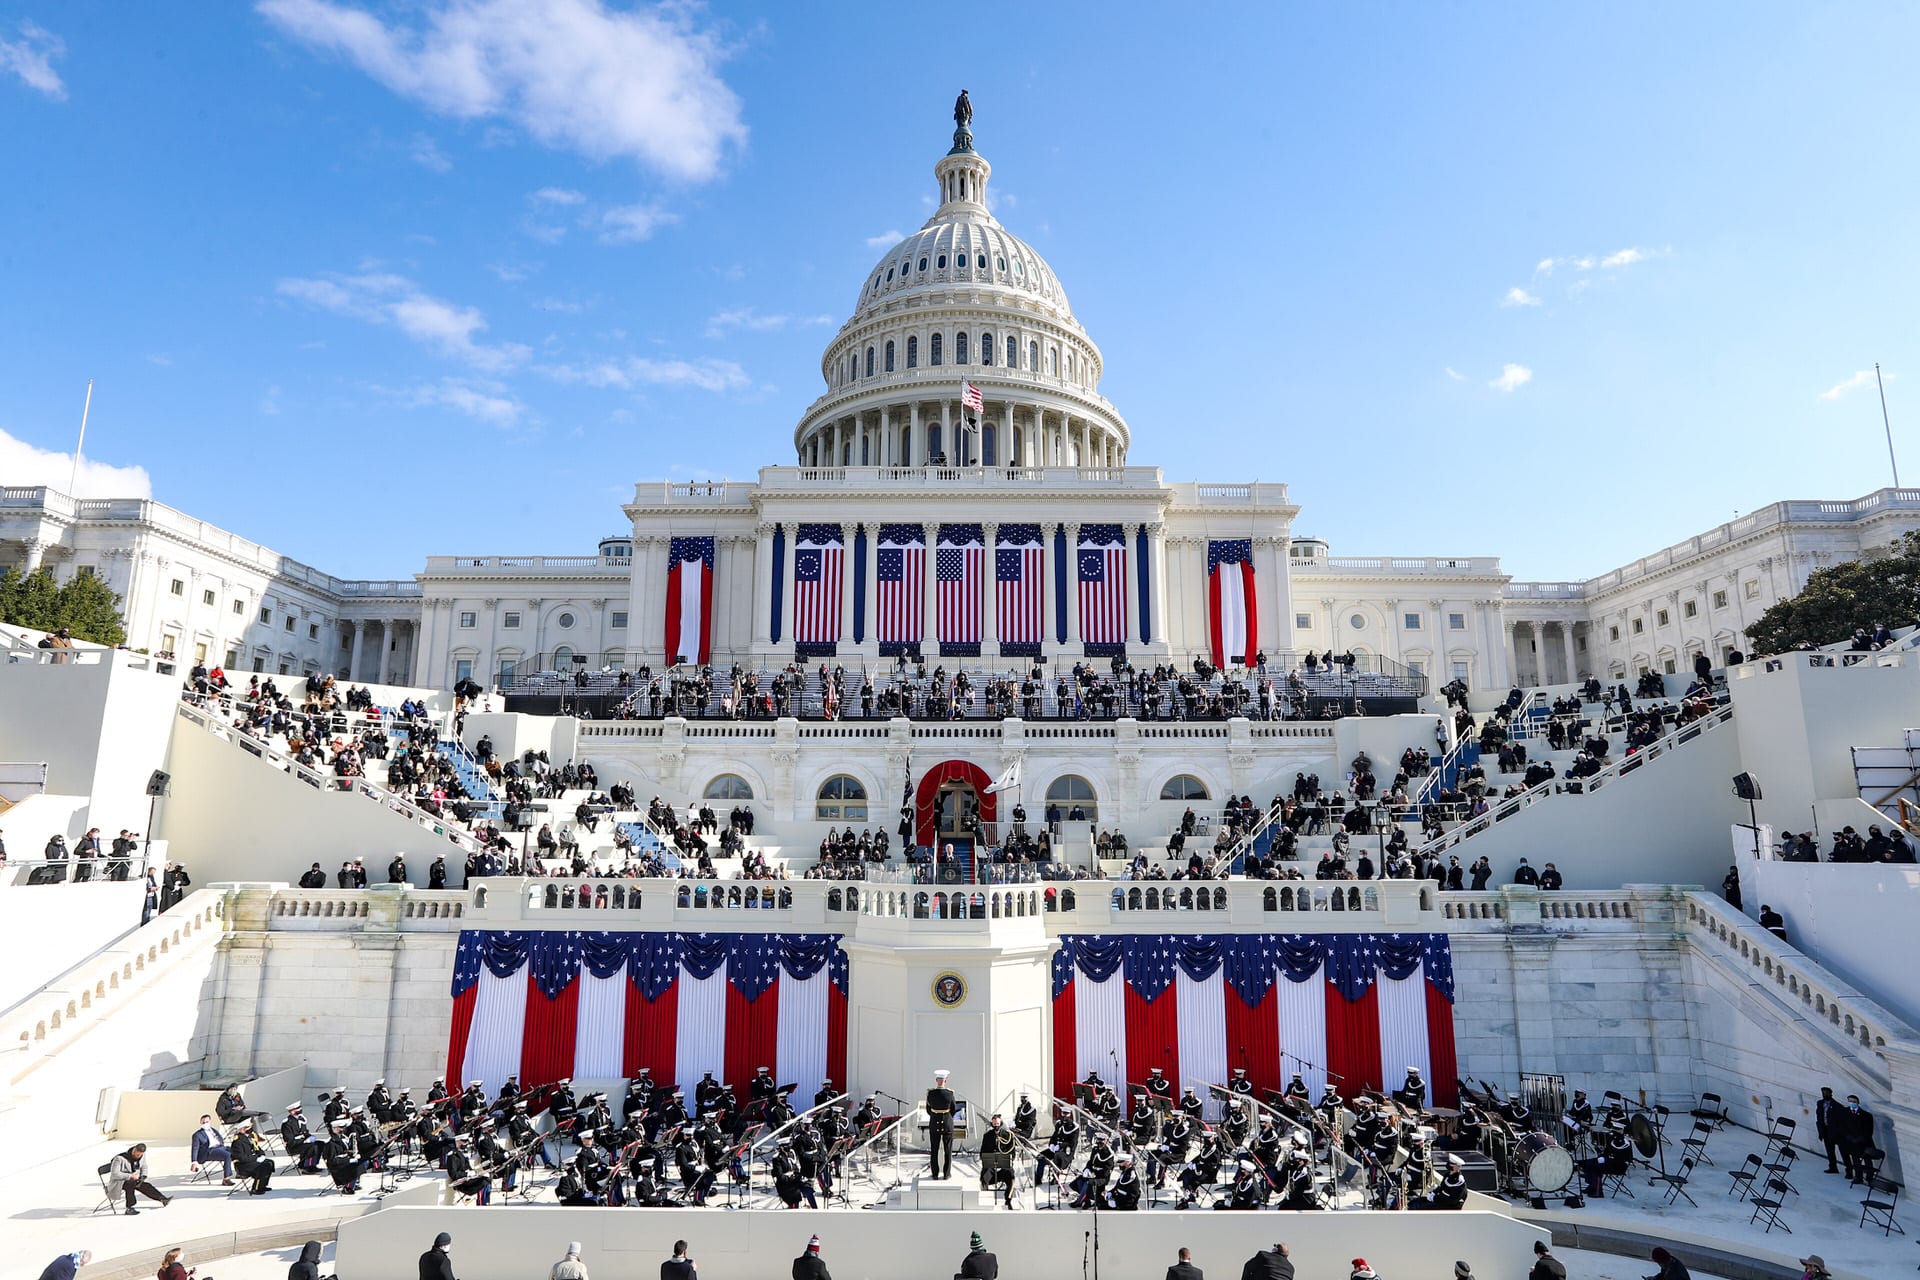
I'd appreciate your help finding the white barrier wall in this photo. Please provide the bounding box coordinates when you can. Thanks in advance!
[0,875,146,1006]
[338,1202,1548,1280]
[0,653,179,840]
[1746,859,1920,1028]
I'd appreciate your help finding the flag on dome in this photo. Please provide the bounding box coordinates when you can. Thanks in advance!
[793,524,843,646]
[875,524,925,652]
[1077,524,1128,652]
[663,536,715,666]
[994,524,1045,657]
[1206,539,1257,669]
[961,381,984,412]
[937,524,984,654]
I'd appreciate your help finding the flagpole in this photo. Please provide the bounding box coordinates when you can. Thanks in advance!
[1877,363,1901,489]
[68,378,94,497]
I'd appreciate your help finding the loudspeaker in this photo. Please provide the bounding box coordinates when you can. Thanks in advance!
[146,769,172,798]
[1732,772,1762,801]
[1454,1150,1500,1193]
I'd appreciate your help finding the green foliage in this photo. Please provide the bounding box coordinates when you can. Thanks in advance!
[0,566,128,646]
[1745,530,1920,654]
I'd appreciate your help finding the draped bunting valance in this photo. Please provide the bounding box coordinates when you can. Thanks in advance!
[451,930,850,1003]
[1051,932,1454,1004]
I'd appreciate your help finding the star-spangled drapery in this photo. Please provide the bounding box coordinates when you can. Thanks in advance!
[1056,933,1455,1002]
[450,930,850,999]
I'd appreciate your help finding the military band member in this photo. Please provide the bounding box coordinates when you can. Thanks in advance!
[1072,1135,1115,1208]
[445,1133,491,1204]
[281,1103,319,1173]
[1414,1153,1469,1209]
[1228,1068,1254,1098]
[1280,1148,1319,1209]
[979,1113,1019,1207]
[1106,1154,1142,1209]
[1393,1066,1427,1113]
[926,1069,957,1179]
[1013,1093,1039,1139]
[1145,1068,1173,1102]
[1178,1087,1204,1122]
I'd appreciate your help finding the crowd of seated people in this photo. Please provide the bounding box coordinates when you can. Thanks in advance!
[806,827,892,878]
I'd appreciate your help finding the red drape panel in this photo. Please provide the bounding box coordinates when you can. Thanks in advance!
[663,560,684,666]
[1123,983,1180,1117]
[1207,569,1225,672]
[827,982,849,1094]
[521,978,580,1088]
[1324,982,1382,1097]
[1425,980,1459,1108]
[622,979,679,1084]
[445,984,478,1088]
[1051,980,1078,1104]
[1225,980,1282,1102]
[913,759,997,847]
[724,983,781,1105]
[1238,559,1259,667]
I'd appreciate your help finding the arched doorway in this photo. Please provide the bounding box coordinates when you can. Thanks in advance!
[913,759,998,852]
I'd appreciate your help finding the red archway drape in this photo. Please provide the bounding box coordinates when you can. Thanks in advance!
[913,759,999,848]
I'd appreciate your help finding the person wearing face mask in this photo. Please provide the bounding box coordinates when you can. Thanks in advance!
[1837,1095,1876,1183]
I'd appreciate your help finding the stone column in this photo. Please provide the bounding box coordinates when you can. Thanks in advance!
[1064,522,1082,647]
[1147,524,1169,651]
[880,406,892,467]
[982,521,999,652]
[349,621,366,681]
[1561,623,1578,684]
[864,522,882,651]
[840,521,858,647]
[752,524,776,649]
[1001,401,1013,470]
[941,400,953,465]
[910,403,922,466]
[780,525,797,649]
[922,521,940,652]
[1123,523,1143,646]
[21,537,45,573]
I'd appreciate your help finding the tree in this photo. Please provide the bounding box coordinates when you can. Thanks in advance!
[0,566,127,646]
[0,566,60,631]
[1744,530,1920,655]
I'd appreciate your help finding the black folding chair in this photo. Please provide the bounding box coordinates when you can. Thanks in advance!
[1690,1091,1730,1131]
[1749,1176,1793,1234]
[1765,1116,1797,1154]
[1652,1156,1697,1206]
[1678,1120,1715,1167]
[1764,1144,1799,1196]
[1651,1104,1673,1148]
[93,1164,122,1216]
[1859,1175,1904,1237]
[1726,1153,1763,1201]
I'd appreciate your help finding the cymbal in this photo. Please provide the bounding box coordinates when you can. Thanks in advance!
[1627,1111,1659,1158]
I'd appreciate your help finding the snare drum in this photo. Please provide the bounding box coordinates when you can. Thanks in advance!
[1516,1130,1574,1193]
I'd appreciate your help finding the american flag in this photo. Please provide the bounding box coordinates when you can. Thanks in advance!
[1078,524,1128,647]
[995,524,1045,652]
[960,381,983,412]
[793,524,842,644]
[875,524,924,647]
[937,524,983,646]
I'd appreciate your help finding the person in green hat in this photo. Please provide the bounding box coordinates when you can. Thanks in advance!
[959,1232,998,1280]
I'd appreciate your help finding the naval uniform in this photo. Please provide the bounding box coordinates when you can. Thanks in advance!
[925,1085,956,1178]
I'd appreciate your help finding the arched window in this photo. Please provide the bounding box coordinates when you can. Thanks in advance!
[1047,347,1057,374]
[816,775,868,821]
[937,253,947,269]
[956,332,969,364]
[1159,774,1210,801]
[907,336,918,369]
[1046,774,1098,822]
[1029,340,1039,371]
[704,774,754,800]
[981,332,994,366]
[918,257,928,272]
[931,333,943,366]
[551,646,574,669]
[900,425,912,461]
[886,267,894,282]
[865,346,875,378]
[885,340,895,373]
[977,253,987,269]
[1007,336,1018,368]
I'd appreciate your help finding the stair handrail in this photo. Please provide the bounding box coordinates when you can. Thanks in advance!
[1412,702,1735,861]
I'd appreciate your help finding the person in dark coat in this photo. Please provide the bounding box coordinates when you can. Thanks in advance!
[1166,1247,1205,1280]
[288,1242,323,1280]
[1240,1243,1294,1280]
[1644,1247,1690,1280]
[1814,1086,1842,1173]
[959,1232,998,1280]
[1529,1241,1567,1280]
[419,1232,455,1280]
[660,1242,696,1280]
[792,1235,830,1280]
[37,1253,91,1280]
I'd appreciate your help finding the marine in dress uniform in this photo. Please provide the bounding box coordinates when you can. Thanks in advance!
[925,1069,956,1179]
[978,1113,1019,1207]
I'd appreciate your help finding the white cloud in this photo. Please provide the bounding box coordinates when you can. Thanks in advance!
[1602,247,1647,269]
[1502,287,1541,308]
[864,230,904,250]
[256,0,746,181]
[598,201,675,244]
[146,353,173,367]
[529,186,585,205]
[487,261,536,282]
[260,385,283,416]
[277,269,530,371]
[1444,367,1466,382]
[409,132,451,171]
[1821,369,1892,402]
[0,426,151,498]
[0,20,66,100]
[533,297,585,314]
[1489,364,1533,393]
[704,307,833,338]
[389,377,523,424]
[542,355,749,393]
[1533,258,1556,276]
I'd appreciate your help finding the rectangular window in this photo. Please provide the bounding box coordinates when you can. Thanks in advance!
[1656,609,1670,627]
[77,564,94,577]
[499,659,517,684]
[1713,590,1728,609]
[611,610,629,629]
[1577,636,1587,651]
[170,578,185,596]
[284,616,295,632]
[340,632,351,649]
[455,659,474,684]
[193,642,208,663]
[1664,658,1677,674]
[1744,580,1760,599]
[1632,618,1644,634]
[1407,660,1424,676]
[1448,612,1466,630]
[1451,661,1470,685]
[1609,625,1620,642]
[1403,613,1422,629]
[161,631,179,655]
[260,607,272,623]
[1295,613,1312,630]
[233,599,245,615]
[278,662,290,675]
[503,611,521,629]
[225,649,238,668]
[252,657,265,673]
[308,623,319,640]
[202,589,216,606]
[459,611,477,628]
[1683,600,1698,618]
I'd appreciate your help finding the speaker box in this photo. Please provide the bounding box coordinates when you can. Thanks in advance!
[146,769,172,798]
[1732,772,1762,801]
[1454,1150,1500,1193]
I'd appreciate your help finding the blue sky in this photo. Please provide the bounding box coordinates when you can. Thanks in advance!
[2,2,1916,581]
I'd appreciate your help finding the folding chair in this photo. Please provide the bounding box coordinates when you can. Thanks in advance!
[1859,1175,1904,1237]
[93,1164,122,1216]
[1764,1144,1799,1197]
[1765,1116,1797,1154]
[1651,1104,1673,1148]
[1652,1156,1698,1207]
[1749,1176,1794,1234]
[1691,1091,1730,1131]
[1726,1153,1763,1201]
[1678,1121,1715,1167]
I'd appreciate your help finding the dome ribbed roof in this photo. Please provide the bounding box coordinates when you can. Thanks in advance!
[854,218,1071,322]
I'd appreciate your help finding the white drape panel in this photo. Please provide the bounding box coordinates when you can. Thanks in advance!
[1216,562,1247,659]
[776,968,829,1105]
[1276,963,1327,1103]
[675,565,704,662]
[463,968,528,1093]
[673,960,729,1092]
[572,968,627,1079]
[1074,971,1128,1102]
[1175,967,1228,1120]
[1375,962,1431,1092]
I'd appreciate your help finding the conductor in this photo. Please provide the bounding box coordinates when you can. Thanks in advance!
[926,1069,956,1180]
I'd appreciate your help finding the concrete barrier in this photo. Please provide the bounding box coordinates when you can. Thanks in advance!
[110,1063,308,1140]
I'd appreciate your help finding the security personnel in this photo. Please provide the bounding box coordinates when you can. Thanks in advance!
[925,1069,956,1179]
[1013,1093,1039,1140]
[979,1113,1019,1207]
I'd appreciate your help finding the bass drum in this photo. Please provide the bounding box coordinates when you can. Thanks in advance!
[1516,1131,1574,1194]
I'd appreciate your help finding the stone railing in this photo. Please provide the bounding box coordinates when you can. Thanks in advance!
[1435,887,1642,924]
[2,890,225,1078]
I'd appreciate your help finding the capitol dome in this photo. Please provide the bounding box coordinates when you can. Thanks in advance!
[793,96,1128,471]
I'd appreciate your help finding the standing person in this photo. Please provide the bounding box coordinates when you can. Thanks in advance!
[660,1241,695,1280]
[1838,1095,1876,1183]
[958,1233,998,1280]
[36,1253,91,1280]
[1814,1087,1842,1174]
[1240,1243,1294,1280]
[551,1242,589,1280]
[418,1232,455,1280]
[1166,1247,1204,1280]
[792,1235,830,1280]
[1528,1241,1567,1280]
[925,1069,955,1180]
[1721,865,1742,911]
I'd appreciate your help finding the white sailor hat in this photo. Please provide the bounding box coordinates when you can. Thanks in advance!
[469,1079,483,1087]
[1447,1154,1464,1167]
[1119,1155,1134,1165]
[934,1069,950,1080]
[286,1102,302,1112]
[1149,1068,1164,1075]
[330,1118,350,1128]
[556,1077,571,1085]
